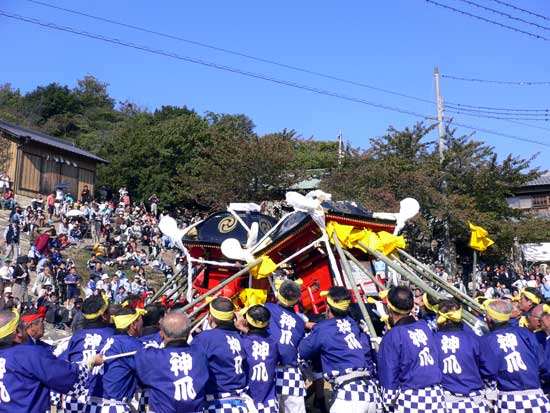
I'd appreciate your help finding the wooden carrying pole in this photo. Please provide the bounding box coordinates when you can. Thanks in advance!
[181,259,263,313]
[358,242,486,331]
[396,248,484,314]
[333,237,378,342]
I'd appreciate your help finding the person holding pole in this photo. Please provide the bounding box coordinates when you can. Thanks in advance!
[378,286,445,413]
[0,309,103,413]
[435,299,489,413]
[479,299,550,412]
[235,304,280,413]
[135,311,209,413]
[299,286,381,413]
[85,306,146,413]
[191,296,253,412]
[264,279,307,413]
[60,295,115,413]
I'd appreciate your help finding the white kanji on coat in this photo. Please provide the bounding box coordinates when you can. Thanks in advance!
[441,335,460,354]
[170,352,193,377]
[83,333,102,350]
[336,319,352,334]
[252,341,270,361]
[408,329,428,347]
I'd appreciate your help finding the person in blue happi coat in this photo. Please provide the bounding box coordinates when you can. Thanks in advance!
[61,295,115,413]
[136,304,164,412]
[299,286,381,413]
[378,286,446,413]
[264,279,306,413]
[236,304,280,413]
[138,303,164,349]
[134,310,209,413]
[479,299,550,413]
[0,308,103,413]
[421,292,440,333]
[435,299,489,413]
[20,307,53,351]
[192,296,254,412]
[86,306,146,413]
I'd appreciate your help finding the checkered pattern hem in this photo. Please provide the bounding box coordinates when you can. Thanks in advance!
[395,385,446,413]
[443,390,490,413]
[275,366,306,397]
[497,389,550,413]
[85,397,132,413]
[382,386,400,408]
[137,388,149,412]
[63,394,88,413]
[333,378,380,403]
[255,398,278,413]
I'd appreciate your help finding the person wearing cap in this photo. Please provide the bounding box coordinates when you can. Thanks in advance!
[236,304,280,413]
[434,299,489,413]
[192,296,253,412]
[85,306,146,413]
[264,279,307,413]
[0,309,104,413]
[134,308,208,413]
[0,287,14,311]
[378,286,445,413]
[20,307,51,350]
[60,295,115,413]
[479,299,550,412]
[299,287,380,413]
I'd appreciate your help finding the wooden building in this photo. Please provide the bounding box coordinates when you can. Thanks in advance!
[0,119,108,203]
[507,172,550,218]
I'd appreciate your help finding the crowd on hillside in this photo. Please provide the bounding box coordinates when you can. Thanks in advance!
[1,176,206,333]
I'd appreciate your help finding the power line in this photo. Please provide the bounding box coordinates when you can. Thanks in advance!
[24,0,435,107]
[454,0,550,32]
[446,109,549,121]
[423,0,550,41]
[488,0,550,23]
[446,102,550,112]
[1,10,548,148]
[442,74,550,86]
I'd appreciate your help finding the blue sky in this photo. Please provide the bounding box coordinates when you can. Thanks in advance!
[1,0,549,169]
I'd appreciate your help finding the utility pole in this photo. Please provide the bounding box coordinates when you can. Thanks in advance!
[434,67,445,163]
[434,67,453,278]
[337,130,343,169]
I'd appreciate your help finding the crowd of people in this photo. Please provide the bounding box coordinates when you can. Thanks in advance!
[0,182,206,337]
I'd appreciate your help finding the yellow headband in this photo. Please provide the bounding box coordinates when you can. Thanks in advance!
[83,296,109,320]
[387,298,410,315]
[112,308,147,330]
[209,301,235,322]
[437,308,462,324]
[325,295,351,312]
[543,304,550,314]
[245,312,269,329]
[521,289,541,305]
[484,300,511,322]
[320,290,352,312]
[0,308,19,339]
[276,279,302,307]
[423,293,439,313]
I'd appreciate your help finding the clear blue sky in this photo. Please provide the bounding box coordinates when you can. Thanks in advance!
[1,0,549,169]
